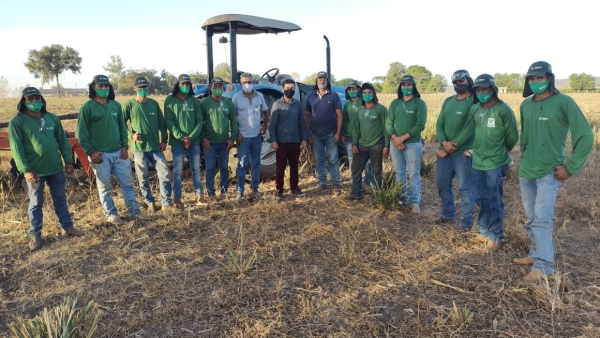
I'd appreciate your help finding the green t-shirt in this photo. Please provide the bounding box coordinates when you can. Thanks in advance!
[435,95,475,152]
[164,94,204,147]
[123,98,167,152]
[77,99,128,155]
[342,99,362,137]
[9,112,72,177]
[454,101,519,170]
[386,97,427,143]
[201,96,238,143]
[519,93,594,179]
[351,103,390,147]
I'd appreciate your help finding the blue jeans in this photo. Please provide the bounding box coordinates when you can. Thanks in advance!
[27,172,74,237]
[346,137,373,187]
[472,165,508,243]
[90,150,141,218]
[236,135,261,194]
[519,173,561,275]
[435,153,475,228]
[205,141,230,196]
[171,145,204,201]
[389,141,422,205]
[350,141,383,198]
[133,151,172,207]
[312,132,340,185]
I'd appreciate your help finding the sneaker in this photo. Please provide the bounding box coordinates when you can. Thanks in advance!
[63,227,84,236]
[432,217,454,224]
[235,193,243,202]
[209,195,217,203]
[316,184,328,192]
[136,213,151,221]
[252,191,261,198]
[291,189,305,196]
[108,215,124,226]
[29,235,42,251]
[411,204,421,214]
[275,190,284,199]
[523,270,547,282]
[173,200,184,209]
[513,256,534,266]
[196,195,208,205]
[345,195,363,201]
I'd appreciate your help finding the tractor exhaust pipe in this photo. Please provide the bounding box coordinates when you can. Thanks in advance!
[323,35,331,80]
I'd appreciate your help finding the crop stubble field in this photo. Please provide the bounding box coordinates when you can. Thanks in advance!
[0,93,599,337]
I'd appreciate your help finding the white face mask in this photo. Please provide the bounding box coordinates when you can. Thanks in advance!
[242,83,254,93]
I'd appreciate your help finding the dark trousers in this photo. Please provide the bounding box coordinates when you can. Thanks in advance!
[275,142,301,191]
[350,141,383,198]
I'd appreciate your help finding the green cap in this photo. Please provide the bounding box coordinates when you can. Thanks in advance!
[178,74,191,83]
[526,61,553,78]
[92,74,110,85]
[22,87,42,97]
[317,71,328,79]
[134,76,149,87]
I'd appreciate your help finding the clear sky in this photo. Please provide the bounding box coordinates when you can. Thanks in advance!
[1,0,597,90]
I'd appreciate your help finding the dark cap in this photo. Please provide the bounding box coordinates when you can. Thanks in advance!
[526,61,553,78]
[317,71,328,79]
[473,74,496,88]
[92,74,110,85]
[400,75,416,85]
[346,80,359,89]
[22,87,41,97]
[178,74,191,83]
[134,76,149,87]
[211,77,224,86]
[451,70,471,82]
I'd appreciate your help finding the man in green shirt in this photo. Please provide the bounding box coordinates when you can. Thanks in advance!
[9,87,84,250]
[452,74,519,251]
[516,61,594,281]
[201,77,238,202]
[386,75,428,214]
[124,76,172,212]
[347,83,390,200]
[164,74,205,207]
[78,75,148,225]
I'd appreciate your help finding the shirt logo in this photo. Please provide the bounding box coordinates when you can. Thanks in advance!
[539,117,548,121]
[456,111,463,115]
[487,118,495,128]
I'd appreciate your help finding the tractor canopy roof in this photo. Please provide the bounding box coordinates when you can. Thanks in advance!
[202,14,301,35]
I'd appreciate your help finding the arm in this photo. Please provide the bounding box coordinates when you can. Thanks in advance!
[504,107,519,152]
[260,95,269,135]
[333,94,343,142]
[341,101,350,137]
[452,106,477,148]
[381,106,391,146]
[164,99,188,141]
[350,108,360,145]
[385,100,397,138]
[8,118,32,173]
[268,103,279,143]
[299,102,307,142]
[157,104,168,145]
[229,101,238,142]
[54,115,73,165]
[123,102,134,140]
[407,99,427,138]
[116,102,128,149]
[187,98,204,140]
[563,98,594,176]
[76,104,95,155]
[435,100,448,148]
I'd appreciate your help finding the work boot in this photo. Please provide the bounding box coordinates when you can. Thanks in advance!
[523,270,547,282]
[453,224,472,233]
[174,200,184,209]
[29,235,42,251]
[291,189,305,196]
[196,195,208,206]
[432,217,454,224]
[345,195,363,201]
[485,240,502,252]
[513,256,534,266]
[108,215,124,226]
[316,184,327,192]
[63,227,84,236]
[332,184,342,196]
[275,190,284,199]
[136,213,151,221]
[411,204,421,214]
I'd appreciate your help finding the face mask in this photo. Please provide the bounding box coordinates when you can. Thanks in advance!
[284,89,295,99]
[454,84,470,94]
[95,88,109,98]
[212,88,223,97]
[242,83,254,93]
[362,93,373,103]
[529,80,550,94]
[179,85,190,94]
[401,88,413,96]
[348,91,358,99]
[476,91,493,103]
[318,81,328,89]
[25,100,43,112]
[135,89,148,98]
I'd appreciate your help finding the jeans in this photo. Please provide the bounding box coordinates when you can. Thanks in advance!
[350,141,383,198]
[519,173,561,275]
[205,141,230,196]
[236,135,261,194]
[27,172,74,237]
[435,152,475,228]
[275,142,301,191]
[389,141,422,205]
[312,132,340,186]
[171,145,204,201]
[472,165,508,243]
[346,137,373,187]
[133,151,172,206]
[90,150,141,218]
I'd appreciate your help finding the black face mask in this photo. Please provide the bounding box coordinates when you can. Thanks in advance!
[454,84,470,94]
[284,89,295,98]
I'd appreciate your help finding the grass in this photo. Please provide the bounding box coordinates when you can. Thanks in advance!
[1,94,600,336]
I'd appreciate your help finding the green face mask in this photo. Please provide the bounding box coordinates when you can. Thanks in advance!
[25,101,43,112]
[95,88,109,98]
[529,80,550,95]
[362,93,373,103]
[401,88,413,96]
[348,91,358,99]
[135,89,148,98]
[179,86,190,94]
[212,88,223,97]
[476,91,493,103]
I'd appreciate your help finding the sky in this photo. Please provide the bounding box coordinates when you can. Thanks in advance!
[0,0,597,91]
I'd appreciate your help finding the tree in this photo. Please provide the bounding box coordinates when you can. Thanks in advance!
[425,74,447,94]
[122,68,158,95]
[494,73,525,93]
[160,69,177,94]
[302,73,336,86]
[23,44,82,97]
[189,71,208,84]
[569,73,595,92]
[0,76,8,99]
[289,72,301,81]
[214,62,231,82]
[103,55,126,91]
[335,78,357,87]
[382,62,407,94]
[407,65,432,91]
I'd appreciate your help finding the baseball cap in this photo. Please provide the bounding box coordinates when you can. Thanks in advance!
[22,87,42,97]
[211,77,224,86]
[92,75,110,85]
[178,74,191,83]
[134,76,149,87]
[526,61,552,78]
[317,71,328,79]
[451,70,471,82]
[346,80,359,89]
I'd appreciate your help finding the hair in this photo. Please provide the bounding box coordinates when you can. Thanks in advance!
[312,74,331,91]
[361,82,378,106]
[240,72,253,81]
[282,79,295,87]
[88,83,116,100]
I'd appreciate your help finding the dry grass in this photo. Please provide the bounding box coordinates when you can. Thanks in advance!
[1,94,599,337]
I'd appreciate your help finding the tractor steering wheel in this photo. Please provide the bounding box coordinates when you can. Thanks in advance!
[261,68,280,83]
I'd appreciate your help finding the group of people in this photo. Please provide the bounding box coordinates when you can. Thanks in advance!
[8,61,595,283]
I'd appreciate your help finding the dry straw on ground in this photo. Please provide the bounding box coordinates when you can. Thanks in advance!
[0,94,599,337]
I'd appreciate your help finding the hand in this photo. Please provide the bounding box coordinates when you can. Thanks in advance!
[395,143,406,151]
[226,139,234,151]
[236,132,244,145]
[202,138,211,152]
[442,140,458,153]
[259,128,267,136]
[90,151,104,164]
[392,135,404,148]
[352,145,359,154]
[436,149,448,158]
[133,132,142,142]
[182,137,192,149]
[307,135,313,145]
[160,142,167,151]
[553,164,570,181]
[119,147,128,159]
[25,171,39,183]
[300,141,307,148]
[64,164,74,175]
[341,136,348,145]
[333,132,341,143]
[382,146,389,159]
[271,142,278,151]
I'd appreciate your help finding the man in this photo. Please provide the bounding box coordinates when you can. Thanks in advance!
[516,61,594,281]
[201,77,238,202]
[304,71,343,194]
[386,75,427,214]
[77,75,148,225]
[452,74,519,251]
[269,78,307,199]
[434,70,477,230]
[232,72,269,200]
[124,76,172,213]
[342,80,373,192]
[9,87,84,250]
[347,83,390,200]
[164,74,205,207]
